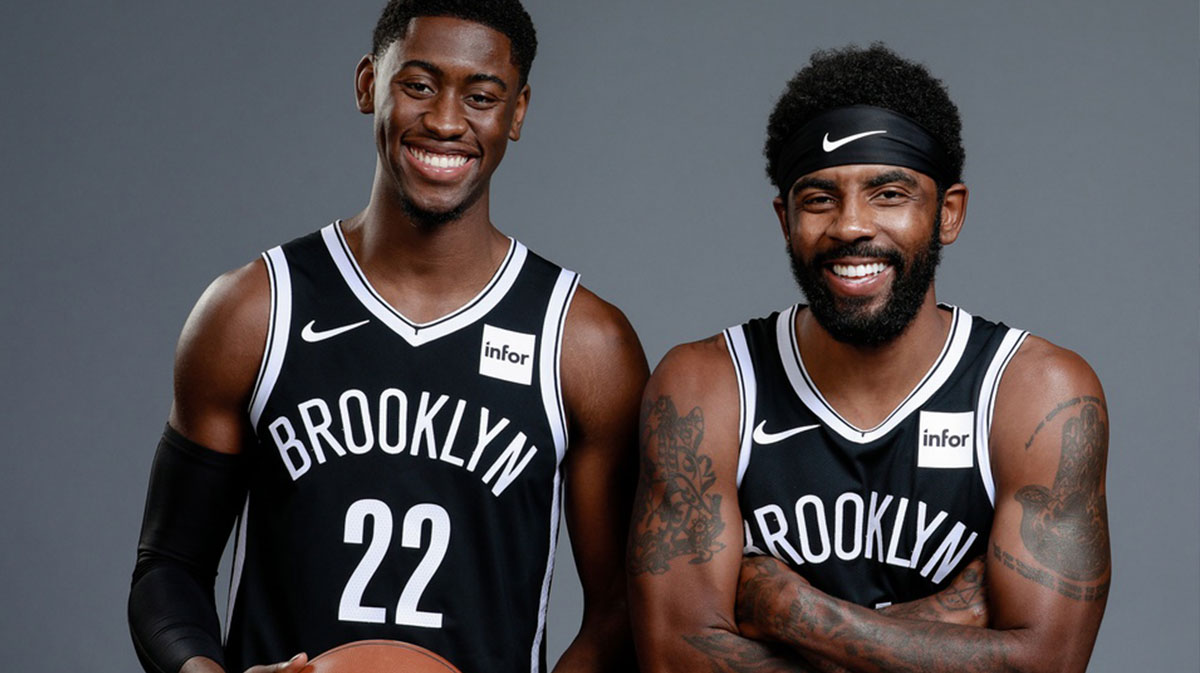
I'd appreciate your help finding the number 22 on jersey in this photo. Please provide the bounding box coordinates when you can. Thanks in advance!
[338,499,450,628]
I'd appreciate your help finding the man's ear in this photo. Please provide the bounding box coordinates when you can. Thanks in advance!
[773,195,791,245]
[938,183,969,245]
[508,83,531,141]
[355,54,375,114]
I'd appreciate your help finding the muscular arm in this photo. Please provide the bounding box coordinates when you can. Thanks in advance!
[733,338,1110,673]
[628,337,811,673]
[552,287,649,673]
[130,260,307,673]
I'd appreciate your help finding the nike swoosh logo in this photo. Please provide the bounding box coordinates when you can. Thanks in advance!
[753,420,821,445]
[301,319,370,343]
[822,130,887,152]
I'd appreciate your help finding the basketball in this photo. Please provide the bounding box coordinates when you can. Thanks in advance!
[305,640,462,673]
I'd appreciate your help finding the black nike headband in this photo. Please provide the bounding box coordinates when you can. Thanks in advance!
[772,105,954,197]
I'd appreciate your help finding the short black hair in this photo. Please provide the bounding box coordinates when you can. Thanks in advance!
[372,0,537,86]
[765,43,965,192]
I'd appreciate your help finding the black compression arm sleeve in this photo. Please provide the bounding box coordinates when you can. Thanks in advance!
[128,426,249,673]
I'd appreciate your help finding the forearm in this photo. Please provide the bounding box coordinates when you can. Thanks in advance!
[751,582,1035,673]
[642,625,816,673]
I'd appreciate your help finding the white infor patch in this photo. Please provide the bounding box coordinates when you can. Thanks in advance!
[917,411,975,469]
[479,324,536,385]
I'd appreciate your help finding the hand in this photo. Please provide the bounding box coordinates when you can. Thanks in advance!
[736,554,807,641]
[881,555,988,627]
[243,652,309,673]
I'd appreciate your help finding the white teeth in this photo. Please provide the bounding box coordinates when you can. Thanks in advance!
[411,147,468,168]
[831,262,888,278]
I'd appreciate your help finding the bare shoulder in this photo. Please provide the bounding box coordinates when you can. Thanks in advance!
[169,258,271,451]
[991,334,1108,479]
[560,284,649,429]
[647,332,737,401]
[641,332,741,468]
[561,284,643,362]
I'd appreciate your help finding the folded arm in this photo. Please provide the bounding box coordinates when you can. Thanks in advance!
[732,337,1110,673]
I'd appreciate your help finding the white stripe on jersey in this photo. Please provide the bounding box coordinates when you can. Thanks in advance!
[723,327,757,488]
[322,222,529,347]
[781,304,974,444]
[974,328,1029,504]
[249,246,292,429]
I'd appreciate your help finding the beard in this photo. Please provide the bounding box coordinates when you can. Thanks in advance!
[789,218,942,348]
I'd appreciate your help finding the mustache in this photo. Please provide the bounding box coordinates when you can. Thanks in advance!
[810,243,905,270]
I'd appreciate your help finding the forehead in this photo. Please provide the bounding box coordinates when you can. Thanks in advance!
[378,15,518,84]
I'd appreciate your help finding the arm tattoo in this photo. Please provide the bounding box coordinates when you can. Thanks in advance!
[1014,400,1110,582]
[882,558,987,623]
[683,631,812,673]
[992,542,1110,602]
[629,395,726,575]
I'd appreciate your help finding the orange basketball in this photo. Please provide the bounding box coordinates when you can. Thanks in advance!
[305,640,462,673]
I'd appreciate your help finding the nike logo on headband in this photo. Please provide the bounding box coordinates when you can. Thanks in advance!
[822,129,888,152]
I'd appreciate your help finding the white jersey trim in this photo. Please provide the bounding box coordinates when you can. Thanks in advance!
[779,304,974,444]
[321,222,528,347]
[530,468,563,673]
[539,270,580,465]
[223,495,250,643]
[974,328,1029,505]
[723,327,757,488]
[248,247,291,428]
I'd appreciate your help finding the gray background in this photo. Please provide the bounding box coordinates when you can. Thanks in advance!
[2,1,1196,671]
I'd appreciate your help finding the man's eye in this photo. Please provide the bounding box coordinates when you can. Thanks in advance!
[467,94,498,106]
[403,82,433,94]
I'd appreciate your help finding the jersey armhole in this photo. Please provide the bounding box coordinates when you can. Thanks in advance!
[974,328,1029,505]
[538,269,579,465]
[724,326,757,489]
[247,246,291,430]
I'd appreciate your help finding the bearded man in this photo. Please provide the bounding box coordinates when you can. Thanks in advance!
[628,44,1109,673]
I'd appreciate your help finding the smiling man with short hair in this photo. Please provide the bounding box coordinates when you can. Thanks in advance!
[128,3,646,673]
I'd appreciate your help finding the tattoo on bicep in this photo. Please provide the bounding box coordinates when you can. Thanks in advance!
[1013,399,1110,583]
[629,395,726,575]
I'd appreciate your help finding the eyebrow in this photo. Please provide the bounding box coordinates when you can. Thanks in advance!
[793,176,838,193]
[864,169,919,188]
[399,59,508,92]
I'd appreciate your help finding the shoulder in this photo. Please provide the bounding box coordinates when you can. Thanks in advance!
[169,258,272,449]
[559,285,649,429]
[176,258,271,369]
[995,335,1104,416]
[990,334,1107,479]
[648,332,737,400]
[561,284,642,359]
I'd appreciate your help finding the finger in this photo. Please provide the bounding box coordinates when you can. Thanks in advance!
[281,653,309,672]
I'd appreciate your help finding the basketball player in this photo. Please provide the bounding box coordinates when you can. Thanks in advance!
[628,45,1109,672]
[128,3,647,673]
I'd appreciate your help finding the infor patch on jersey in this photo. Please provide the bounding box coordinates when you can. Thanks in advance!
[479,324,536,385]
[917,411,975,468]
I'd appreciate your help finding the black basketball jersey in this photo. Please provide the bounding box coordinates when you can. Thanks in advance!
[725,304,1027,608]
[223,222,579,673]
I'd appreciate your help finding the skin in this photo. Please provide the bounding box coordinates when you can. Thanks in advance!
[167,16,647,673]
[628,164,1109,672]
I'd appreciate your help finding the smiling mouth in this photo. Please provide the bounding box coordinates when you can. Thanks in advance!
[829,262,890,280]
[406,145,474,170]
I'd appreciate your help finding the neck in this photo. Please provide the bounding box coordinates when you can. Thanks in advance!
[797,290,951,428]
[337,170,510,323]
